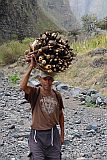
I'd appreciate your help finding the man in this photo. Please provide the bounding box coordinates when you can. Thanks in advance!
[20,55,64,160]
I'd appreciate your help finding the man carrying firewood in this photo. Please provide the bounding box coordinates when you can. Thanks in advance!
[20,54,64,160]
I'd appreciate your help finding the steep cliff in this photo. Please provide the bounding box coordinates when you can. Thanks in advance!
[0,0,38,41]
[38,0,79,31]
[0,0,60,42]
[0,0,79,42]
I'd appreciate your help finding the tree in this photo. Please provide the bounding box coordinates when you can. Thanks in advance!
[81,14,98,34]
[68,29,81,42]
[97,17,107,30]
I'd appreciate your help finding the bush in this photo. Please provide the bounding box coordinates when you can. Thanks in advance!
[8,73,20,84]
[0,38,34,66]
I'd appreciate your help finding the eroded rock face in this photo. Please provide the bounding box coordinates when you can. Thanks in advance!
[0,0,79,42]
[0,0,38,42]
[38,0,79,31]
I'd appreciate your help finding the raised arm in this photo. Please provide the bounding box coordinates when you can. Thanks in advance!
[20,54,36,94]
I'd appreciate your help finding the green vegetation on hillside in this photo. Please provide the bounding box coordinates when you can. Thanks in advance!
[56,34,107,95]
[71,34,107,54]
[0,38,34,66]
[0,34,107,95]
[8,73,20,84]
[0,34,106,65]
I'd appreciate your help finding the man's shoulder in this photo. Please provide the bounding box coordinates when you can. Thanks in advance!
[53,89,62,99]
[29,86,39,94]
[53,89,64,109]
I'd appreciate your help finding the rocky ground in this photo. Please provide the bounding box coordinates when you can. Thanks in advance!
[0,69,107,160]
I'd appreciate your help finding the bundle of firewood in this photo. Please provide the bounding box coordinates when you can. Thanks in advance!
[25,31,76,74]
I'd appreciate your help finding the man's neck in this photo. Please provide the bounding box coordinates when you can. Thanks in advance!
[40,87,53,95]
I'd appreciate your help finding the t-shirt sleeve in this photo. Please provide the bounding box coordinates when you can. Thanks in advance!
[25,87,37,104]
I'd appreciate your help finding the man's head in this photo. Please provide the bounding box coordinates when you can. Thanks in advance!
[36,71,54,91]
[36,71,54,81]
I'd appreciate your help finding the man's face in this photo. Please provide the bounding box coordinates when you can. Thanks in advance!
[40,76,53,91]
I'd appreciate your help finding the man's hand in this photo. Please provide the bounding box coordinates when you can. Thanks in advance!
[25,52,37,68]
[25,51,32,62]
[29,54,37,69]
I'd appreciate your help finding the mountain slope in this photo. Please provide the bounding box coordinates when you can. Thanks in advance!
[56,51,107,95]
[0,0,62,42]
[38,0,79,31]
[0,0,79,42]
[0,0,38,41]
[36,6,61,33]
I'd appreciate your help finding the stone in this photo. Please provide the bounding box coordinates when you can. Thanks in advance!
[86,123,98,132]
[76,157,86,160]
[56,83,70,91]
[9,125,15,129]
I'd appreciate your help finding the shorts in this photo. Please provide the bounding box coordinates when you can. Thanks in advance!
[28,126,61,160]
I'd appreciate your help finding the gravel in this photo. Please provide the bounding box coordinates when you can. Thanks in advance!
[0,70,107,160]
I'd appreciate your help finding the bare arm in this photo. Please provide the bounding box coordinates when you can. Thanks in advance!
[59,109,64,145]
[20,55,37,94]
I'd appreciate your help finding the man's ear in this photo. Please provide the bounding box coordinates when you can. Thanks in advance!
[38,77,42,82]
[36,75,41,81]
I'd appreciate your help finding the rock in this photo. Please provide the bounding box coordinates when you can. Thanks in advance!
[64,96,70,99]
[87,89,98,96]
[70,87,82,97]
[80,101,86,105]
[88,48,107,56]
[78,95,86,102]
[28,80,40,87]
[17,99,28,105]
[96,96,104,106]
[75,119,81,124]
[56,83,70,91]
[53,81,61,87]
[91,93,101,103]
[104,97,107,105]
[13,132,29,138]
[76,157,86,160]
[9,125,15,129]
[0,140,4,146]
[85,95,92,103]
[86,123,98,132]
[11,158,16,160]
